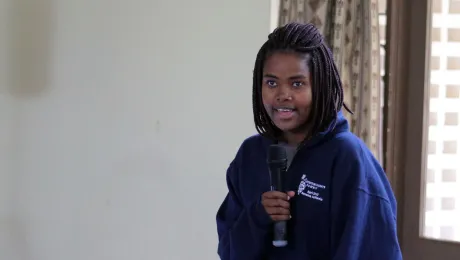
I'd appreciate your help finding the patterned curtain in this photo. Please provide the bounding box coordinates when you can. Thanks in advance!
[278,0,382,161]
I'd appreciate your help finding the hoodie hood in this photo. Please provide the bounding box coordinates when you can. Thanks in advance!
[304,110,350,148]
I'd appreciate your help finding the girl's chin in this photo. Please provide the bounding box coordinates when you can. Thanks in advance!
[274,122,301,132]
[273,120,309,134]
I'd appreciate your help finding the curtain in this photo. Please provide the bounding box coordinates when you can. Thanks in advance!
[278,0,382,161]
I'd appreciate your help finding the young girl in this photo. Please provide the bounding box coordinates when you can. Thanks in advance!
[216,23,402,259]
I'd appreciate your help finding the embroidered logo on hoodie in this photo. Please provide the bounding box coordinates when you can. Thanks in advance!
[297,174,326,202]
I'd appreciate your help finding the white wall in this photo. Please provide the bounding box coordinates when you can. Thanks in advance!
[0,0,271,259]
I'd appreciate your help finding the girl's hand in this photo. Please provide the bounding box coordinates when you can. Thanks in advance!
[261,191,295,221]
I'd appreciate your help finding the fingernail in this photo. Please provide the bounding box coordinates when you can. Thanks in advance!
[287,196,290,201]
[289,215,292,219]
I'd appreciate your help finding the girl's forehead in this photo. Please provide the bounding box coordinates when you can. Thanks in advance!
[263,52,310,74]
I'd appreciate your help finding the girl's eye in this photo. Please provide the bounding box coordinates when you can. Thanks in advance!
[292,81,303,88]
[266,80,277,87]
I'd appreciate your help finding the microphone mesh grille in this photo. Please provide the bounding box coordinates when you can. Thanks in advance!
[267,144,287,161]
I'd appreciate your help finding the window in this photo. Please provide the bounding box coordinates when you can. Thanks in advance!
[394,0,460,258]
[422,0,460,242]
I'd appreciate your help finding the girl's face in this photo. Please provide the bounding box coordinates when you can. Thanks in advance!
[261,52,312,140]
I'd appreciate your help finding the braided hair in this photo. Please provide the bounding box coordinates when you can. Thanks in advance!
[252,22,352,141]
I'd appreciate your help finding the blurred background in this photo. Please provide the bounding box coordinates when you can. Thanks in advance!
[0,0,459,259]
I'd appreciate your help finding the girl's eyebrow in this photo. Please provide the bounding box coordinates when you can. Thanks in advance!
[263,74,307,80]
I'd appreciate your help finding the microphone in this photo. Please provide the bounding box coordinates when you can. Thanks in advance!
[267,144,288,247]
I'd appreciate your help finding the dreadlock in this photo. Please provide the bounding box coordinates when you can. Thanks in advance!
[252,22,353,142]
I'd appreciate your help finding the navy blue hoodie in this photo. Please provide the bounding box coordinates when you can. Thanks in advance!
[216,112,402,260]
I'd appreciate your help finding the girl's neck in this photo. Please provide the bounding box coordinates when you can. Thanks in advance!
[283,131,308,147]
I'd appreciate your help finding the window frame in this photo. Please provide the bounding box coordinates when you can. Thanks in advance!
[385,0,460,258]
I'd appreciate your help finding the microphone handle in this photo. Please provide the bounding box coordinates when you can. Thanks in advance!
[273,221,288,247]
[271,168,288,247]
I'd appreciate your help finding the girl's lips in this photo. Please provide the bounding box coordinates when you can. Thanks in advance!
[273,109,296,120]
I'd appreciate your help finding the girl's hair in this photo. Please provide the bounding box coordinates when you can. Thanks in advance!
[252,22,352,141]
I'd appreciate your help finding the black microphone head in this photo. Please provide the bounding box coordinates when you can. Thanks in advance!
[268,144,287,161]
[267,144,288,168]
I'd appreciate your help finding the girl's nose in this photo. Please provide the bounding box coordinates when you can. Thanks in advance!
[276,87,293,102]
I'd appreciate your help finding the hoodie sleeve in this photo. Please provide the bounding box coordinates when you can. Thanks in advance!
[331,189,402,260]
[216,161,273,260]
[330,143,402,260]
